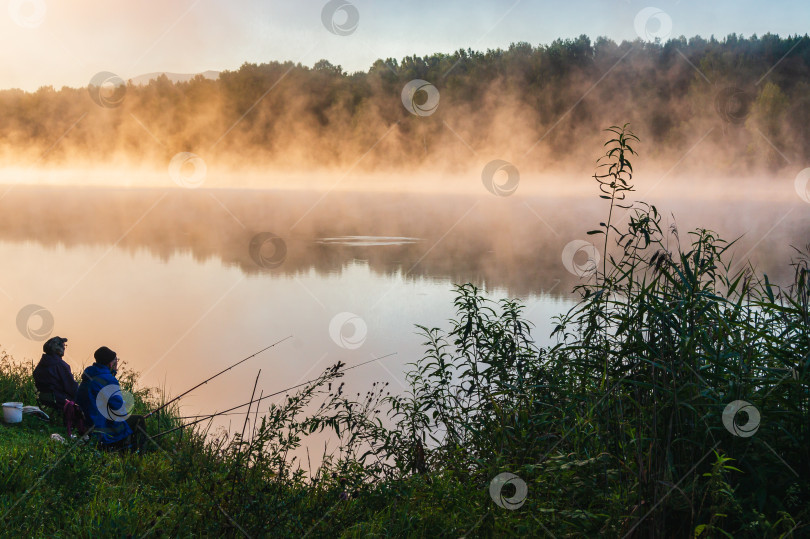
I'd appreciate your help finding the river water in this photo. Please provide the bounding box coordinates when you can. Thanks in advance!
[0,185,807,444]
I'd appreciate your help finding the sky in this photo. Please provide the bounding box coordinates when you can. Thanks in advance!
[1,0,809,91]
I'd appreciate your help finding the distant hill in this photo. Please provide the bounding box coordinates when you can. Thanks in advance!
[128,70,219,85]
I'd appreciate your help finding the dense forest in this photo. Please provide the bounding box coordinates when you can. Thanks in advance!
[1,33,809,176]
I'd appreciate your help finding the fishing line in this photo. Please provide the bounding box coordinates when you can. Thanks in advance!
[151,351,398,439]
[145,335,293,418]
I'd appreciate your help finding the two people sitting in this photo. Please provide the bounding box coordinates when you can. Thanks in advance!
[33,338,147,451]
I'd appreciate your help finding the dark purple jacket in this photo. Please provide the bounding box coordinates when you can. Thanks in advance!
[32,353,78,408]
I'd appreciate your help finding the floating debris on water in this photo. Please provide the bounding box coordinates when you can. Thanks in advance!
[315,236,422,247]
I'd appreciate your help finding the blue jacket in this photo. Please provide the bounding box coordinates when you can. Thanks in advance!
[76,364,132,444]
[32,354,78,408]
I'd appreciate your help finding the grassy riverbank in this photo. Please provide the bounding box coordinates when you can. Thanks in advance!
[0,354,529,537]
[1,128,808,537]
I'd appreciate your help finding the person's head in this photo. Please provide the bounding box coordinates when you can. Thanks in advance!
[43,336,68,357]
[94,346,118,373]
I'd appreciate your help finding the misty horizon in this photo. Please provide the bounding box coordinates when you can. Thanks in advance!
[1,33,808,192]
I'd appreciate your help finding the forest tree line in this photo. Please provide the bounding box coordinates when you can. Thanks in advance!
[1,33,808,176]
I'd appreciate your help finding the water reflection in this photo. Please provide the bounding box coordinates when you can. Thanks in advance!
[0,186,805,296]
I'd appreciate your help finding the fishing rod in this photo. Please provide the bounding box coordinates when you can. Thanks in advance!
[145,335,293,419]
[151,351,397,439]
[175,412,265,419]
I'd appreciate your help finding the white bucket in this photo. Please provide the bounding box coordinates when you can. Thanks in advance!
[2,402,23,424]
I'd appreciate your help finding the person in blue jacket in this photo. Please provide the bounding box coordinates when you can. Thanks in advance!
[76,346,146,450]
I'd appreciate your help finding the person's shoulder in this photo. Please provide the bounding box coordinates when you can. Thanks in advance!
[95,366,119,385]
[36,354,53,366]
[36,355,61,372]
[81,364,111,383]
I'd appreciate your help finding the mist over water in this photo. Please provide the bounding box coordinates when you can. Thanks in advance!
[0,184,806,292]
[2,34,809,188]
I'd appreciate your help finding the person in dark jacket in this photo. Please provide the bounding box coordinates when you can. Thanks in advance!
[76,346,146,450]
[32,336,77,409]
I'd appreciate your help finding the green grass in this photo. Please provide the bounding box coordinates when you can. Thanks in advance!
[1,126,808,537]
